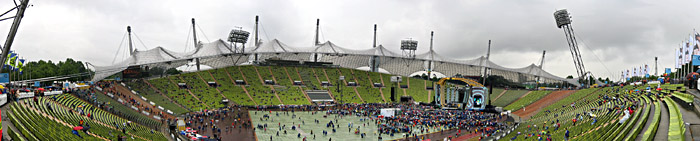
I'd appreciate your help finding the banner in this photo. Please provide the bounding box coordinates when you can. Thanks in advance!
[693,33,699,55]
[0,73,8,83]
[43,91,63,96]
[693,55,700,66]
[677,48,682,68]
[0,94,6,106]
[686,41,692,63]
[18,92,33,99]
[695,32,700,55]
[644,64,649,76]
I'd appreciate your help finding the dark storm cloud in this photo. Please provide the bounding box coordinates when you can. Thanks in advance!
[0,0,698,80]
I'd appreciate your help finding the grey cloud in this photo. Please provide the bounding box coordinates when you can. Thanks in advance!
[0,0,698,81]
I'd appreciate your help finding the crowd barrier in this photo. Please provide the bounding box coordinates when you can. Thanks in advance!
[0,94,7,106]
[18,92,34,99]
[43,91,63,96]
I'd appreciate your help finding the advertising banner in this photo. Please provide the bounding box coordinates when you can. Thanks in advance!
[693,55,700,66]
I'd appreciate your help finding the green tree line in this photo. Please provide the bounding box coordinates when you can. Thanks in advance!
[1,58,91,82]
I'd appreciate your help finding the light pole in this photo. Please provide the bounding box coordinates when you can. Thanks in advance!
[338,76,344,104]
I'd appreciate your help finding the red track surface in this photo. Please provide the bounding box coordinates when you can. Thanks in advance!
[511,90,576,120]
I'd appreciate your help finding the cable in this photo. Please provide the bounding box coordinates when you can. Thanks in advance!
[259,22,271,41]
[111,32,127,65]
[196,24,211,42]
[132,32,149,50]
[574,33,615,81]
[320,26,326,43]
[184,25,192,52]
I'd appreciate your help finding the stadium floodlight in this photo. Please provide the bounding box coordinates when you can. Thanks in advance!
[400,39,418,50]
[401,39,418,58]
[228,28,250,53]
[554,9,571,28]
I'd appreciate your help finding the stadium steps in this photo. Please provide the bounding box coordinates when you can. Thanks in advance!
[638,97,660,140]
[365,70,387,102]
[3,104,29,140]
[168,76,210,109]
[624,96,653,140]
[336,68,365,103]
[308,67,324,87]
[253,66,284,104]
[269,66,306,105]
[664,97,685,141]
[48,95,166,140]
[379,73,393,102]
[219,68,257,105]
[653,98,670,141]
[288,67,316,102]
[267,66,308,105]
[514,91,532,103]
[98,85,167,121]
[424,79,430,102]
[201,71,230,102]
[142,79,191,112]
[403,77,408,96]
[283,67,312,103]
[230,66,257,105]
[18,101,113,140]
[320,68,340,103]
[13,100,108,141]
[612,97,645,140]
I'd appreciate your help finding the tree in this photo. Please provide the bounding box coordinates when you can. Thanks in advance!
[5,58,91,84]
[566,75,574,79]
[165,68,181,75]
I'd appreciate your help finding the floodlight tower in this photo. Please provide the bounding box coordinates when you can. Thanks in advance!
[228,27,250,53]
[554,9,587,86]
[401,39,418,58]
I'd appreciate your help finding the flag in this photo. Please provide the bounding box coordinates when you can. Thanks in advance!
[17,59,24,74]
[5,52,16,70]
[686,41,692,63]
[693,33,699,55]
[8,53,18,71]
[677,48,681,68]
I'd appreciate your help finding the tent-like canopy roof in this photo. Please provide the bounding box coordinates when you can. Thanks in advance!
[91,38,572,85]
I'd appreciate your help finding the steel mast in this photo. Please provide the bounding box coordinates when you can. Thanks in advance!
[554,9,587,86]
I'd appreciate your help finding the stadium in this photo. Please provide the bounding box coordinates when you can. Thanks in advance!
[2,1,700,141]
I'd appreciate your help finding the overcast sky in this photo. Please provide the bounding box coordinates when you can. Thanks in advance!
[1,0,699,80]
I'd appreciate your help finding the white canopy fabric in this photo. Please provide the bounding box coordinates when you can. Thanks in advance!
[91,38,572,85]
